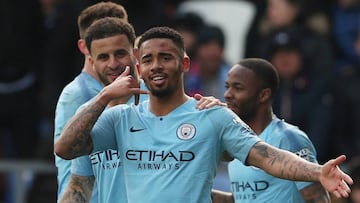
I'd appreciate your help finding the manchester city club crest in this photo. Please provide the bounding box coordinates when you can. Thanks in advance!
[177,123,196,140]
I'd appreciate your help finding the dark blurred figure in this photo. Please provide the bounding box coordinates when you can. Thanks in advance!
[245,0,334,73]
[185,25,231,101]
[269,28,334,163]
[26,1,88,202]
[171,11,205,58]
[243,0,335,163]
[331,0,360,158]
[117,0,176,35]
[0,0,42,159]
[35,0,88,162]
[38,0,87,134]
[0,0,43,201]
[245,0,335,104]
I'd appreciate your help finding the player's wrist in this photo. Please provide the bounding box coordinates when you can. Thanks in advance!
[98,87,115,106]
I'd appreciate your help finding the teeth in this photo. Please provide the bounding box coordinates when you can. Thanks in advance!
[153,76,164,81]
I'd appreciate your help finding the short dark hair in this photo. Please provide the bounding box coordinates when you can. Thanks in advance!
[77,2,128,38]
[85,17,135,53]
[172,12,205,34]
[195,25,225,48]
[138,26,185,58]
[238,58,279,99]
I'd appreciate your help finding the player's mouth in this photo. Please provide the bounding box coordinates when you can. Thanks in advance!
[150,74,166,86]
[109,72,121,81]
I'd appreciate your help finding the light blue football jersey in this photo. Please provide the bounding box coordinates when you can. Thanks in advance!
[90,98,260,203]
[54,71,102,201]
[228,116,318,203]
[71,81,149,203]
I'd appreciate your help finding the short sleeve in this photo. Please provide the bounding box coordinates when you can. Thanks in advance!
[71,155,94,176]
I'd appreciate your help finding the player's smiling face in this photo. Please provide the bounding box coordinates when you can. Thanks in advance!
[224,64,261,122]
[89,34,135,86]
[138,38,184,97]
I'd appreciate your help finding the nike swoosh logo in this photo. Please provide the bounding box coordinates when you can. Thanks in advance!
[130,127,145,132]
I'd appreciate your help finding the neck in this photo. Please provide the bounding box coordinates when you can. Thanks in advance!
[247,106,273,135]
[83,56,98,80]
[149,88,190,116]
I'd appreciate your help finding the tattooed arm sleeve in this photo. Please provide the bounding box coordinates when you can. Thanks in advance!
[246,141,321,182]
[54,96,107,160]
[59,174,95,203]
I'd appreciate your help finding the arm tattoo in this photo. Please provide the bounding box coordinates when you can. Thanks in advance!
[251,142,320,182]
[59,174,95,203]
[62,100,106,158]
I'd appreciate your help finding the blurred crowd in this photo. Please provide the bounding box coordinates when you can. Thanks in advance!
[0,0,360,202]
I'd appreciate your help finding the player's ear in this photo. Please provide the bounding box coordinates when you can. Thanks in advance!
[134,47,139,59]
[136,63,142,78]
[182,54,190,73]
[134,36,141,59]
[259,88,271,103]
[78,39,89,55]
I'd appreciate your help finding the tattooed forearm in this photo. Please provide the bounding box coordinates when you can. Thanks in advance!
[253,143,286,166]
[248,141,321,182]
[55,98,107,160]
[67,103,104,155]
[59,175,95,203]
[60,190,88,203]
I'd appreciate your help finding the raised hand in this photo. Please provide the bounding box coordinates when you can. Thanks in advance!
[103,66,148,105]
[319,155,353,198]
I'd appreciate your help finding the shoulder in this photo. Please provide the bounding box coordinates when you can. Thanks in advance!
[208,105,238,118]
[275,119,309,141]
[202,105,248,129]
[271,119,314,148]
[60,78,82,95]
[103,102,143,117]
[190,97,236,117]
[274,119,317,161]
[57,76,84,101]
[106,103,133,112]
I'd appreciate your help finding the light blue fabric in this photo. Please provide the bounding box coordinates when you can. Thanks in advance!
[70,80,148,203]
[228,116,318,203]
[90,98,260,203]
[54,71,102,202]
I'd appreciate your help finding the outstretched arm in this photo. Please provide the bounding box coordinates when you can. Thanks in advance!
[59,174,95,203]
[54,67,146,160]
[247,141,353,198]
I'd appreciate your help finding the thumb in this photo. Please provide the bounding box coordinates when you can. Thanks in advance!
[332,155,347,166]
[120,66,131,77]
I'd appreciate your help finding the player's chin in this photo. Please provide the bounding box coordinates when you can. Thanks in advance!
[227,105,240,115]
[226,103,235,110]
